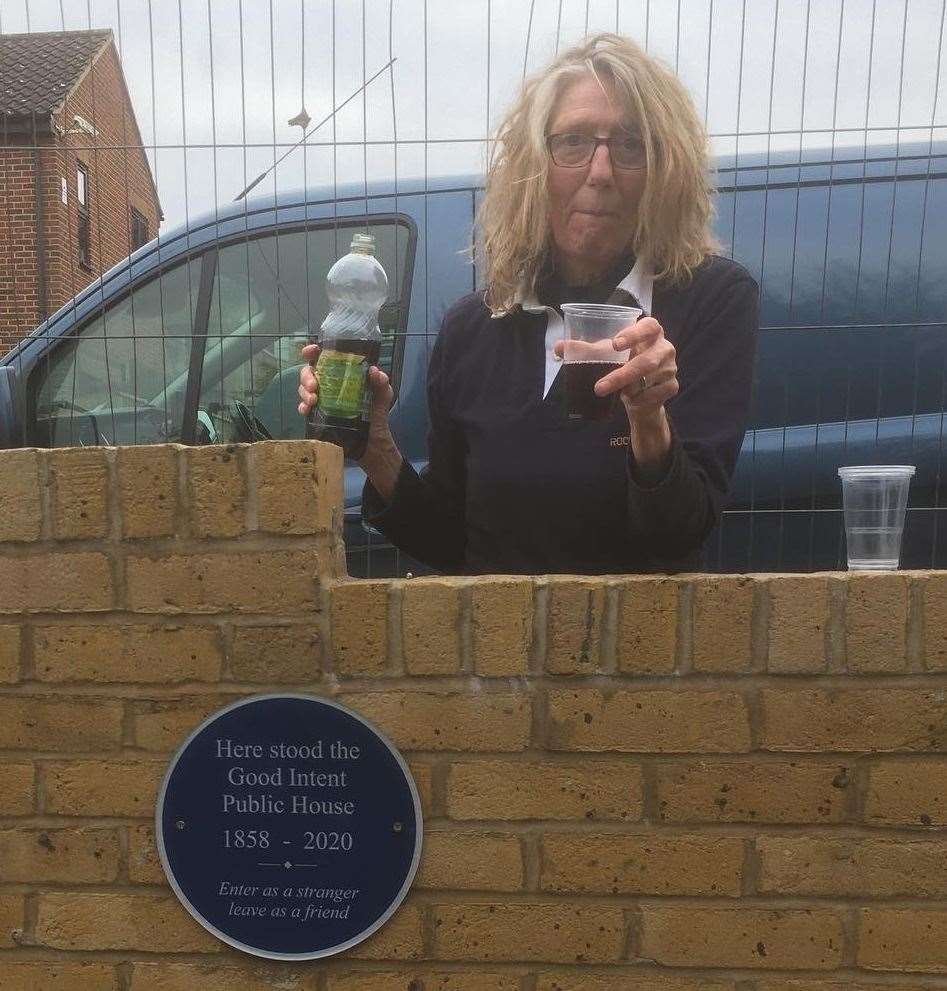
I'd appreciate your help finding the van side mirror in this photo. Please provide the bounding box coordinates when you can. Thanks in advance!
[0,367,21,449]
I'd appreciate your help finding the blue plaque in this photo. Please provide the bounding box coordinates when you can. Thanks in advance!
[156,694,422,959]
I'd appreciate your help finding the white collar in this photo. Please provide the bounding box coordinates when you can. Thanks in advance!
[502,256,655,400]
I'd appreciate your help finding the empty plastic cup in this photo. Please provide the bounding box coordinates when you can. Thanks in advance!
[837,466,915,570]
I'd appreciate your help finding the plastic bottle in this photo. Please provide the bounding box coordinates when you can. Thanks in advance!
[307,232,388,459]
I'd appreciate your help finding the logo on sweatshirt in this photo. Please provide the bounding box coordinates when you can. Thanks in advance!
[609,435,630,448]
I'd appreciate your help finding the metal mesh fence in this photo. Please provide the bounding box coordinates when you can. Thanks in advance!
[1,0,945,574]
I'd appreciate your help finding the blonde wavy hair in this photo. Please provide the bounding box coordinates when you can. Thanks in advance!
[477,33,717,315]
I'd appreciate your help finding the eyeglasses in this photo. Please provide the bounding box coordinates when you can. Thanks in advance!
[546,132,647,171]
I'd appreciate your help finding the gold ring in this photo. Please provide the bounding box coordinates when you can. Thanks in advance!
[639,375,648,392]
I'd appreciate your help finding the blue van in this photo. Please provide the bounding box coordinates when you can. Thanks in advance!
[2,141,945,574]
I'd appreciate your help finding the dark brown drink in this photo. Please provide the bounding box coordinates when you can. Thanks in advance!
[564,360,623,420]
[306,337,381,459]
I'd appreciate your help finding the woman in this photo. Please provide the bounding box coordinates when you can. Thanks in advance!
[299,33,759,575]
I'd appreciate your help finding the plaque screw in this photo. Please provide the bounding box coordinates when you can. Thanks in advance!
[175,820,186,830]
[393,821,403,833]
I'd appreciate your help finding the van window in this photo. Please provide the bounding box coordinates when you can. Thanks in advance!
[27,216,411,449]
[197,221,410,443]
[31,257,202,446]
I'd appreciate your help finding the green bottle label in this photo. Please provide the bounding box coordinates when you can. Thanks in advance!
[316,349,367,419]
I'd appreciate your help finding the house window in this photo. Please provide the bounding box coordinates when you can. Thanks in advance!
[77,163,91,268]
[130,208,149,251]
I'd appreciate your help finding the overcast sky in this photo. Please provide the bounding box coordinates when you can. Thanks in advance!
[3,0,946,231]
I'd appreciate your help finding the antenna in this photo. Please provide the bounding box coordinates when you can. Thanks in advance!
[234,57,397,202]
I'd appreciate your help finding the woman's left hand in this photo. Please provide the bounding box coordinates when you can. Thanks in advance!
[594,316,678,419]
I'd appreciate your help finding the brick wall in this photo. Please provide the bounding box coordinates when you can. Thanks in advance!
[53,44,161,307]
[0,139,43,351]
[0,41,160,355]
[2,440,947,989]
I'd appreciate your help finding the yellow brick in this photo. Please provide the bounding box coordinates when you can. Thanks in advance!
[117,446,177,539]
[758,834,947,897]
[765,575,830,673]
[126,550,319,614]
[616,576,679,674]
[36,892,219,952]
[327,974,518,991]
[339,692,531,752]
[48,447,109,539]
[760,688,947,752]
[924,573,947,671]
[0,893,23,948]
[471,578,533,676]
[865,759,947,827]
[0,961,118,991]
[547,688,751,753]
[347,900,423,960]
[0,449,41,541]
[638,906,843,969]
[132,698,235,752]
[416,830,523,890]
[0,698,122,750]
[432,901,624,963]
[250,440,342,534]
[34,624,222,683]
[409,760,434,818]
[693,575,755,673]
[130,962,308,991]
[0,827,120,883]
[230,623,321,682]
[858,907,947,972]
[536,974,735,991]
[44,761,166,816]
[0,552,113,613]
[447,758,643,821]
[656,760,851,824]
[402,578,463,675]
[0,762,35,815]
[185,446,246,537]
[419,976,518,991]
[845,572,909,673]
[756,983,927,991]
[546,579,605,674]
[0,624,20,682]
[331,580,389,675]
[324,975,401,991]
[128,824,165,884]
[541,832,743,896]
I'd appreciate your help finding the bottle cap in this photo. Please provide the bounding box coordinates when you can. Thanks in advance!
[350,232,376,255]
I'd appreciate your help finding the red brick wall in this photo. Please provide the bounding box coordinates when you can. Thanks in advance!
[54,43,161,306]
[0,138,43,354]
[0,41,160,357]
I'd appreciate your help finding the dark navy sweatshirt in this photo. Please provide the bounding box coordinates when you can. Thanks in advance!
[363,254,759,575]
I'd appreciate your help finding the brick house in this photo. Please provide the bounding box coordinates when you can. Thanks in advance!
[0,29,162,354]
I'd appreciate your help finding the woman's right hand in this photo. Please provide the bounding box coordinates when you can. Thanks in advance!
[297,343,395,432]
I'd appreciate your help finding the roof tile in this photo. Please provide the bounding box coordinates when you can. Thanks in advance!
[0,29,112,117]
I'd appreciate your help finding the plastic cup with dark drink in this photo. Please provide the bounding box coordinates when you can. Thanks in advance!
[560,303,642,420]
